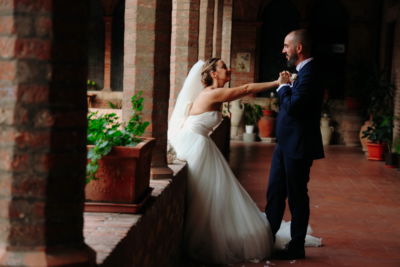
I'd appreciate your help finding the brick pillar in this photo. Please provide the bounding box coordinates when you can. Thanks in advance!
[212,0,223,57]
[0,1,95,266]
[221,0,232,66]
[103,16,112,91]
[198,0,215,60]
[169,0,200,116]
[123,0,173,178]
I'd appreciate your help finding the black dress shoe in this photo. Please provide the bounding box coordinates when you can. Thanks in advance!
[271,247,305,260]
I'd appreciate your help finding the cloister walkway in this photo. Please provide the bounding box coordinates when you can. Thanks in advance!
[227,142,400,267]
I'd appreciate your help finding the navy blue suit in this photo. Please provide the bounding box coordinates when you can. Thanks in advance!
[265,59,324,249]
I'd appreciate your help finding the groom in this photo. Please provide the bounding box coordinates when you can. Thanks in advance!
[265,29,324,260]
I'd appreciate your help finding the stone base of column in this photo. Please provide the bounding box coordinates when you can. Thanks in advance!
[0,244,96,267]
[151,166,174,179]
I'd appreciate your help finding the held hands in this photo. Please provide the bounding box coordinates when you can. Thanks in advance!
[278,71,291,85]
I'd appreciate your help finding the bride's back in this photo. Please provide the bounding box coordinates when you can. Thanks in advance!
[189,87,222,116]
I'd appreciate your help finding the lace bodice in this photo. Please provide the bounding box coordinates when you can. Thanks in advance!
[184,111,222,136]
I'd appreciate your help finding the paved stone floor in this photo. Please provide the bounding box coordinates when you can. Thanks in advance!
[226,142,400,267]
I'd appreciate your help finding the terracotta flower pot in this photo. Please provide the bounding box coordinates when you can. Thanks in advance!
[366,142,385,161]
[85,137,156,213]
[258,110,276,138]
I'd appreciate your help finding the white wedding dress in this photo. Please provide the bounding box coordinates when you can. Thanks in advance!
[170,111,272,263]
[168,60,321,264]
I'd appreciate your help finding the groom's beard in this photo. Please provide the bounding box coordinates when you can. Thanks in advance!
[286,53,298,68]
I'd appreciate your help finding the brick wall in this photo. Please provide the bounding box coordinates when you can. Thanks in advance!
[198,0,215,60]
[230,22,261,87]
[0,0,94,265]
[221,0,232,67]
[169,0,200,117]
[123,0,172,172]
[212,0,223,58]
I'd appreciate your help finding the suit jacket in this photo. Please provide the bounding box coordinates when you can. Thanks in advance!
[275,60,324,160]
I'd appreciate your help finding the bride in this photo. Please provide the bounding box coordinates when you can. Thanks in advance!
[168,58,319,264]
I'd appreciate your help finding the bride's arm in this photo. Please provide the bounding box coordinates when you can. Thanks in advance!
[210,80,280,103]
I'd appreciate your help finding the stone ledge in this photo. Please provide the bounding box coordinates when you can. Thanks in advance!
[84,162,187,266]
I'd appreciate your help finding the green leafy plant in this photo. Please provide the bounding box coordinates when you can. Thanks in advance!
[87,79,98,90]
[362,115,393,147]
[244,103,262,125]
[108,101,122,109]
[86,91,150,183]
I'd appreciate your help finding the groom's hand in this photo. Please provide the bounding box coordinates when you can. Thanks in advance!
[278,71,291,85]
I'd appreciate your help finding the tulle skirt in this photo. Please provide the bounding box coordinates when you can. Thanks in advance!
[172,129,273,263]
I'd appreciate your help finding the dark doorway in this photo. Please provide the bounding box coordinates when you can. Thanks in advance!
[310,0,348,99]
[258,0,300,96]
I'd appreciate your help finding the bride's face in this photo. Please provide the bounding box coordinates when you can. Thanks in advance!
[212,60,231,85]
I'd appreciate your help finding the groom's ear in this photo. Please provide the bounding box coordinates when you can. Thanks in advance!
[296,43,303,54]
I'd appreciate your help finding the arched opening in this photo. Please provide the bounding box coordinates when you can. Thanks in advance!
[88,0,105,89]
[87,0,125,91]
[111,0,125,91]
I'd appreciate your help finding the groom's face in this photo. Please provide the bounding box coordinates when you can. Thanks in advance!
[282,34,299,68]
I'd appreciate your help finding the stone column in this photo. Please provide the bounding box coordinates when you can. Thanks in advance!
[169,0,201,116]
[221,0,233,66]
[123,0,173,178]
[0,1,95,266]
[102,16,113,91]
[212,0,223,58]
[198,0,215,60]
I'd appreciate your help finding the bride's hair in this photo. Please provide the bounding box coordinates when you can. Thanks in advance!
[201,57,220,86]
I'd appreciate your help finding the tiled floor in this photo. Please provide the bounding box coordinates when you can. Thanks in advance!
[226,142,400,267]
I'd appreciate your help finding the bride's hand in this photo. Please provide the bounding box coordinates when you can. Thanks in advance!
[278,71,291,85]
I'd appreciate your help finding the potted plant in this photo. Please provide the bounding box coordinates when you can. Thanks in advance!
[243,103,262,133]
[362,115,393,161]
[243,103,262,142]
[85,91,156,213]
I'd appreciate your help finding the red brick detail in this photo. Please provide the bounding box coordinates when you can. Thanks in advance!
[0,16,15,35]
[0,61,17,81]
[15,38,52,60]
[17,85,49,103]
[35,16,52,37]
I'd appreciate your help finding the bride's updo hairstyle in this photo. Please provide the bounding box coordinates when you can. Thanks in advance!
[201,57,220,87]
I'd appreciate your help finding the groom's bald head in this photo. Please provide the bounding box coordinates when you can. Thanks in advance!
[288,29,312,57]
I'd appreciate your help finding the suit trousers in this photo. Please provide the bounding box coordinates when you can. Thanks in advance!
[265,144,313,248]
